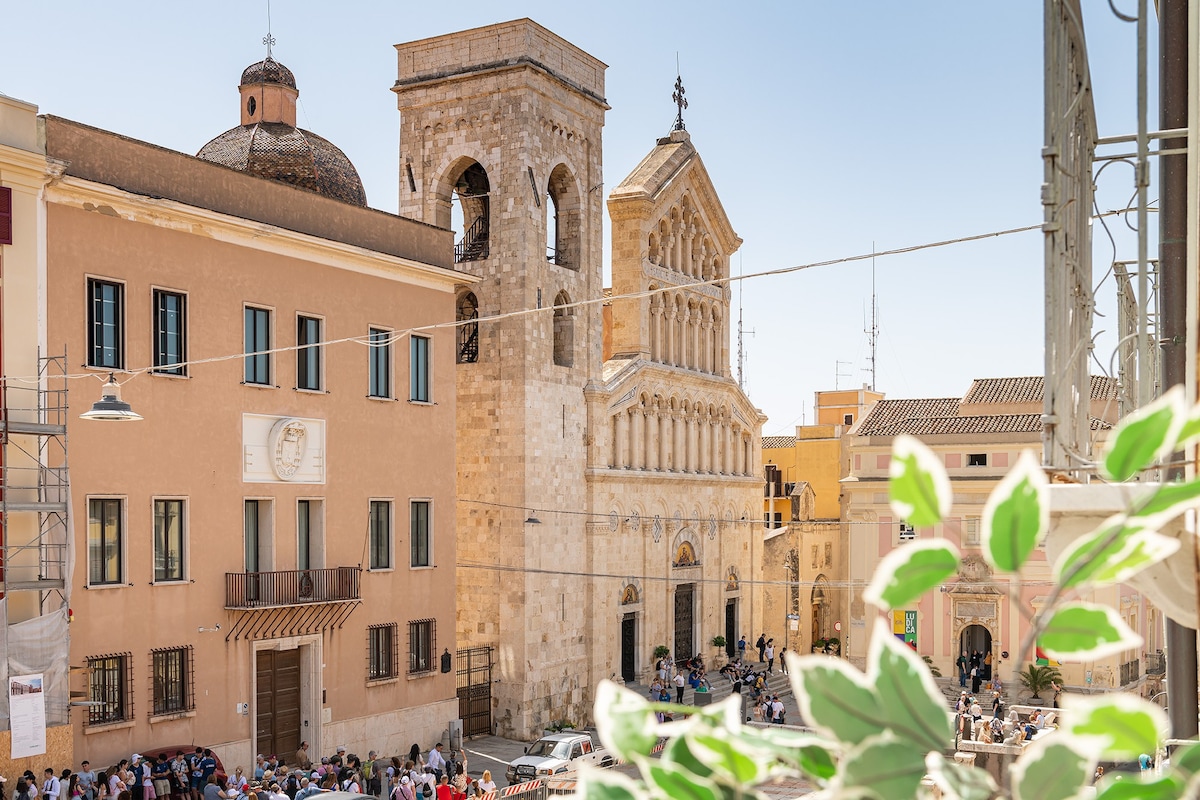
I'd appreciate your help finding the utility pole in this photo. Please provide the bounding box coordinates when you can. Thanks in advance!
[736,259,754,390]
[864,244,880,392]
[1158,0,1197,741]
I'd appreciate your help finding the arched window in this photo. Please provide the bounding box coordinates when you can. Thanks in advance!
[456,292,479,364]
[546,164,580,269]
[552,290,574,367]
[448,161,490,263]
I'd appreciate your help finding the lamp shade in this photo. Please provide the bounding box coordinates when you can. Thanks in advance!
[80,374,143,421]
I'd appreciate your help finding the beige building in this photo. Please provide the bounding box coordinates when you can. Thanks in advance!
[393,19,764,739]
[25,55,465,768]
[843,377,1161,695]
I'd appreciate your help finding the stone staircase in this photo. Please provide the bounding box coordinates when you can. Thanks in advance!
[620,666,798,722]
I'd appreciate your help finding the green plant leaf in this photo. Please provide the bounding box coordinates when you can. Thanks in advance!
[788,654,881,746]
[1133,478,1200,521]
[749,728,838,782]
[1095,775,1185,800]
[889,434,951,527]
[1054,516,1180,589]
[592,680,661,760]
[1174,403,1200,449]
[1063,693,1168,760]
[839,734,927,800]
[982,450,1048,572]
[868,619,954,752]
[661,737,715,780]
[1170,741,1200,777]
[645,762,722,800]
[1102,385,1186,481]
[1041,602,1143,661]
[574,770,644,800]
[926,752,997,800]
[863,540,959,612]
[691,734,764,785]
[1010,738,1095,800]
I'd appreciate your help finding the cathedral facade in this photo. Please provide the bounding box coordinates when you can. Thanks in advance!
[393,19,765,738]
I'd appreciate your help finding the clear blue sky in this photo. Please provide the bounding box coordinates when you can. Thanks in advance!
[0,2,1155,434]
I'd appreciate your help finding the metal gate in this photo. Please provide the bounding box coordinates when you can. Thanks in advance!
[621,615,636,682]
[725,600,737,658]
[456,646,493,737]
[674,584,694,661]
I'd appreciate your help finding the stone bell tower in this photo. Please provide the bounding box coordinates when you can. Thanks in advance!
[393,20,606,738]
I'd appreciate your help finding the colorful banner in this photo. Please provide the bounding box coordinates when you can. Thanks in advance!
[893,611,917,645]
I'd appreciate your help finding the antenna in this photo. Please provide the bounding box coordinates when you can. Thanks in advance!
[836,361,852,390]
[263,0,275,58]
[864,242,880,391]
[737,256,755,389]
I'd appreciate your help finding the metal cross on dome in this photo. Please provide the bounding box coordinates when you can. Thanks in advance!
[672,75,688,131]
[263,33,276,59]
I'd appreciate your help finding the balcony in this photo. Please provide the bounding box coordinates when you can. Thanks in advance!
[225,567,361,609]
[1119,658,1140,687]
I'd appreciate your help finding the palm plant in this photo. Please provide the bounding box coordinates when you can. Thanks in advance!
[1018,663,1062,700]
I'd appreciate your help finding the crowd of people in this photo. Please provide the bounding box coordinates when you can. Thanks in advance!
[12,742,501,800]
[647,639,789,726]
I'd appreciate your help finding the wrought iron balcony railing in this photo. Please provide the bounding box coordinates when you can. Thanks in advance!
[225,566,361,609]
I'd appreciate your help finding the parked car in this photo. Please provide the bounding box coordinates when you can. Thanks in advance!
[505,730,613,785]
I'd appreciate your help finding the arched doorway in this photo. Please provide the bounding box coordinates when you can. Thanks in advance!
[960,624,993,678]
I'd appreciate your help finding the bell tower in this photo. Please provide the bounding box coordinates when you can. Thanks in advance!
[393,19,607,738]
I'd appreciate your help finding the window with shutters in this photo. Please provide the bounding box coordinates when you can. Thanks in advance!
[0,186,14,245]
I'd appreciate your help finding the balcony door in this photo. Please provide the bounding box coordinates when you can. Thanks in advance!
[244,500,272,602]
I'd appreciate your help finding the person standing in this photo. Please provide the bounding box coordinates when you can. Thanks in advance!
[970,666,982,694]
[755,634,767,663]
[956,651,968,688]
[426,745,446,783]
[77,764,96,800]
[1051,680,1063,709]
[295,744,312,773]
[673,669,686,703]
[151,757,172,800]
[765,639,776,674]
[43,769,61,800]
[737,635,747,662]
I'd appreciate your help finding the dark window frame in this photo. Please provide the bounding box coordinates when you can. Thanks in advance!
[244,306,272,385]
[369,328,392,399]
[150,645,194,716]
[410,500,431,568]
[87,652,132,726]
[410,335,431,402]
[369,500,392,570]
[152,289,187,375]
[88,498,123,586]
[368,623,399,681]
[408,618,435,675]
[296,315,323,391]
[153,498,185,582]
[88,278,125,369]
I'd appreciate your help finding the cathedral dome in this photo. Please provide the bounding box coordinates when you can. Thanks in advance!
[197,123,367,206]
[240,57,297,89]
[196,56,367,207]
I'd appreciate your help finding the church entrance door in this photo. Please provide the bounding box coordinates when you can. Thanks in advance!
[621,615,636,683]
[674,584,694,663]
[725,600,737,658]
[960,625,993,677]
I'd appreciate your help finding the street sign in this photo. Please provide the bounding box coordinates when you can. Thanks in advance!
[834,621,842,632]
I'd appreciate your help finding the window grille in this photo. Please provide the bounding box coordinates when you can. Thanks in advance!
[86,652,132,726]
[408,618,436,674]
[368,623,399,680]
[150,646,194,715]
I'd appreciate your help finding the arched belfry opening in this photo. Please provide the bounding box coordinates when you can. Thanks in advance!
[552,291,574,367]
[546,164,581,269]
[440,160,490,263]
[456,291,479,364]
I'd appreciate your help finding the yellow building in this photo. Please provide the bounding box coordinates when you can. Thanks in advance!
[760,387,881,657]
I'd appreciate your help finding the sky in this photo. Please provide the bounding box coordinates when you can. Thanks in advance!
[0,2,1157,435]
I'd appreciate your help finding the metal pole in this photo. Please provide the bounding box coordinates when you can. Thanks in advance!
[1159,0,1199,741]
[1136,0,1152,408]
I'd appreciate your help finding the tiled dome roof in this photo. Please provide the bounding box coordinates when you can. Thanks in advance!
[197,123,367,207]
[240,57,296,89]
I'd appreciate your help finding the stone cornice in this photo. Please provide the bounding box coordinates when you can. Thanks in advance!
[46,176,477,292]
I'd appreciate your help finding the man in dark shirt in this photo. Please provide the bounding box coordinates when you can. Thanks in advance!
[200,751,217,784]
[151,755,172,800]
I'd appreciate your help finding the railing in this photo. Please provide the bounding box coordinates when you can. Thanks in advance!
[225,566,361,609]
[1145,651,1165,675]
[454,216,490,263]
[1119,658,1140,686]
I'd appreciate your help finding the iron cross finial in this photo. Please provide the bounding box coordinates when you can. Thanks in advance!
[672,75,688,131]
[263,33,276,59]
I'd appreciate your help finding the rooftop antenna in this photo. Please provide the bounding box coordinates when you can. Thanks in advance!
[263,0,275,59]
[864,242,880,391]
[737,254,754,390]
[672,54,688,132]
[835,360,852,391]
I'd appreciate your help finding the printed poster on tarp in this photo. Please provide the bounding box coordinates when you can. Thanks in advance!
[9,674,46,758]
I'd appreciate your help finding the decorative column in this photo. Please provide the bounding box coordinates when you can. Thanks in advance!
[672,410,684,472]
[701,316,714,374]
[631,404,645,470]
[686,410,698,472]
[673,221,684,272]
[665,300,677,366]
[614,411,628,468]
[646,400,660,471]
[684,225,697,277]
[660,406,672,470]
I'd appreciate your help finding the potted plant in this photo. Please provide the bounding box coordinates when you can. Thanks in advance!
[1018,663,1062,704]
[652,644,670,664]
[825,636,841,655]
[710,635,727,668]
[813,637,828,653]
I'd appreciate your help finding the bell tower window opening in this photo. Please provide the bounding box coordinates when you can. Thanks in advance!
[456,292,479,364]
[450,162,490,263]
[552,291,574,367]
[546,164,580,270]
